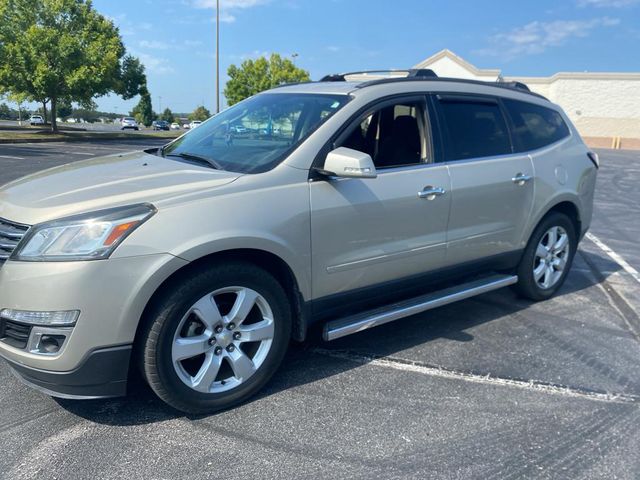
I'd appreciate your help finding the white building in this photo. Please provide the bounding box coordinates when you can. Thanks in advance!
[413,50,640,144]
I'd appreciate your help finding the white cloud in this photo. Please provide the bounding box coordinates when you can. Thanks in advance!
[477,17,620,59]
[190,0,269,7]
[184,0,268,21]
[139,40,171,50]
[132,51,175,75]
[578,0,639,7]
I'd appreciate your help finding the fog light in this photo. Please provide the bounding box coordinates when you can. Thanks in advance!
[0,309,79,327]
[26,326,73,356]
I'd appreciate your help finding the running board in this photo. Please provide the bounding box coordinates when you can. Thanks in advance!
[323,274,518,341]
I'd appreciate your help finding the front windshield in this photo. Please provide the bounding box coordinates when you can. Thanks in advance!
[163,93,349,173]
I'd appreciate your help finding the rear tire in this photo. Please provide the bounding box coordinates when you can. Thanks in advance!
[514,212,577,301]
[140,261,291,414]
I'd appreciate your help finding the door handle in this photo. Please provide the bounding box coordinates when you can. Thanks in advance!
[418,186,446,200]
[512,173,532,185]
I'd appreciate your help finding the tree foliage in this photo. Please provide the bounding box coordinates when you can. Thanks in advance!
[160,108,175,123]
[224,53,310,106]
[0,0,147,131]
[131,85,154,127]
[189,106,211,122]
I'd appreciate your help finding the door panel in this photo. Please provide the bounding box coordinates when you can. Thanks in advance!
[309,165,451,299]
[446,154,534,263]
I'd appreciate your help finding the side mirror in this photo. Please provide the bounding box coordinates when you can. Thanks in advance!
[321,147,377,179]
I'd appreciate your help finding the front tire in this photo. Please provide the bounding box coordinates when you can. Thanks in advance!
[140,262,292,414]
[515,212,577,301]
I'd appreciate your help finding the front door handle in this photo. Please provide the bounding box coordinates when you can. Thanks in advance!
[512,173,532,186]
[418,186,446,200]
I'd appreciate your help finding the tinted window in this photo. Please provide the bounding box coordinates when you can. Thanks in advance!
[163,93,348,173]
[504,99,570,151]
[437,98,511,161]
[341,100,426,169]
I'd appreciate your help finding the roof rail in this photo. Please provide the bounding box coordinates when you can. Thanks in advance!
[353,75,546,100]
[496,80,531,92]
[319,69,437,82]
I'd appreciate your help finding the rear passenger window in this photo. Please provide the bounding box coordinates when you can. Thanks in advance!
[503,99,570,152]
[437,98,512,161]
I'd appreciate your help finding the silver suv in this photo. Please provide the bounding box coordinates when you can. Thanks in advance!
[0,70,598,413]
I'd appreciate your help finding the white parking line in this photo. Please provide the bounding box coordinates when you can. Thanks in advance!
[0,155,25,160]
[63,151,95,156]
[586,232,640,284]
[312,348,640,405]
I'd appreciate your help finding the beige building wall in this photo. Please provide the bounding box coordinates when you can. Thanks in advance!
[413,50,640,141]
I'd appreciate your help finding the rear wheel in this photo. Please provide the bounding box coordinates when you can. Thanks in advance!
[515,212,577,301]
[141,262,291,414]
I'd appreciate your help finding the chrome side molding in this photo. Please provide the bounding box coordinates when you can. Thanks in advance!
[323,274,518,341]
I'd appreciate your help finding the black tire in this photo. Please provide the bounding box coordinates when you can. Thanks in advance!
[140,261,292,414]
[514,212,577,301]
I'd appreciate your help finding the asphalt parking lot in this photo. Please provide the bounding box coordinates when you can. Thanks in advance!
[1,141,639,479]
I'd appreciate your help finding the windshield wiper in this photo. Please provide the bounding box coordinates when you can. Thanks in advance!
[165,152,224,171]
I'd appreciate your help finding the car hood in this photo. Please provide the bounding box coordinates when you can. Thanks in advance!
[0,150,241,225]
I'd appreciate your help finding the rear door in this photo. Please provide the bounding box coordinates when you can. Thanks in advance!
[433,94,534,264]
[309,96,451,300]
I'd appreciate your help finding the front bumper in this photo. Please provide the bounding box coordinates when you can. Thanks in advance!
[4,344,132,399]
[0,253,188,381]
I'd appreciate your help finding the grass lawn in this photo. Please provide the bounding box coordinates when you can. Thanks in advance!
[0,130,181,143]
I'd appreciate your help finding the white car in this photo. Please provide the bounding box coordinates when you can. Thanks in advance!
[182,123,190,129]
[170,122,181,130]
[29,115,45,126]
[121,117,139,131]
[189,120,202,129]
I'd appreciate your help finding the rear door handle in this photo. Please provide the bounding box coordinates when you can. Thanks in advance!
[418,186,446,200]
[512,173,532,185]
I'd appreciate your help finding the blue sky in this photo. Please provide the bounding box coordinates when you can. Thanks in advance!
[92,0,640,115]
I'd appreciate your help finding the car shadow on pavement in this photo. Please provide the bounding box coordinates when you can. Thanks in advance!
[54,247,624,426]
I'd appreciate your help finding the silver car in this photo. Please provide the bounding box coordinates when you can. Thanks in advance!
[0,70,598,413]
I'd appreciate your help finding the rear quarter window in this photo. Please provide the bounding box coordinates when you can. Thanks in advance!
[503,99,570,152]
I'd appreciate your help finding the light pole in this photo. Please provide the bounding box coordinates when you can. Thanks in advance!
[158,96,162,115]
[215,0,220,113]
[292,52,299,65]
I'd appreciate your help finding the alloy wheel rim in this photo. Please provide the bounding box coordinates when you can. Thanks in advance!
[533,226,570,290]
[172,286,274,394]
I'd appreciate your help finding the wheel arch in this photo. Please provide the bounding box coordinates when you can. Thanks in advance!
[525,196,582,246]
[133,248,309,358]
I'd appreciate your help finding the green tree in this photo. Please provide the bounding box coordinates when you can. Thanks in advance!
[224,53,310,106]
[189,106,211,122]
[56,99,73,119]
[0,0,146,132]
[0,102,11,119]
[131,85,154,126]
[160,108,174,123]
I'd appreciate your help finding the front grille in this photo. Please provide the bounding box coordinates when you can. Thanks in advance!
[0,318,32,349]
[0,218,30,266]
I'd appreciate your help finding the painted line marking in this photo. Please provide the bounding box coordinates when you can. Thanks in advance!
[0,155,25,160]
[586,232,640,284]
[63,151,96,156]
[312,348,640,405]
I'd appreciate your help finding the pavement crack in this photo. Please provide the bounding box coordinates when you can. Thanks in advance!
[311,348,640,405]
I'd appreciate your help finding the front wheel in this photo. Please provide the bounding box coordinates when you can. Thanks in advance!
[514,212,577,301]
[141,262,291,414]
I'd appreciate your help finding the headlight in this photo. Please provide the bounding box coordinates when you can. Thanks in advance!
[12,203,156,261]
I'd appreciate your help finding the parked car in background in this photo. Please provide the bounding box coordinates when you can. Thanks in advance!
[231,124,248,134]
[189,120,202,129]
[152,120,170,131]
[170,122,181,130]
[0,68,597,415]
[182,123,191,129]
[29,115,45,126]
[121,117,139,131]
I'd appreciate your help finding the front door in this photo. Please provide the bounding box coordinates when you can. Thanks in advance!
[309,97,452,300]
